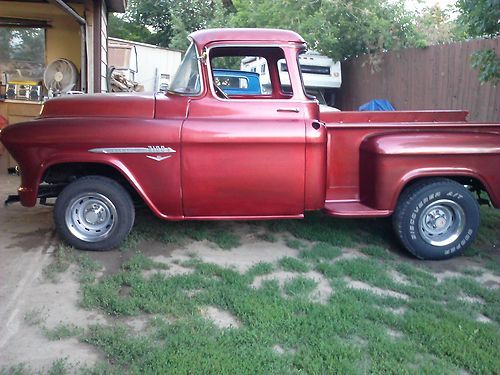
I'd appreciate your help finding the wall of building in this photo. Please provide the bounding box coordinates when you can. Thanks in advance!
[0,1,84,72]
[134,44,181,91]
[108,38,182,92]
[338,38,499,122]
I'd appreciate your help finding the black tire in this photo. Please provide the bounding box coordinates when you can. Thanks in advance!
[393,178,480,260]
[54,176,135,251]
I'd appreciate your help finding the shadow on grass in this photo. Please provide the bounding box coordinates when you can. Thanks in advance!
[123,204,499,276]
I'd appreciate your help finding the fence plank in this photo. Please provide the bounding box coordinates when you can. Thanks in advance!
[338,38,499,121]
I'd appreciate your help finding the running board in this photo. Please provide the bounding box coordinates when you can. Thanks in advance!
[323,201,392,218]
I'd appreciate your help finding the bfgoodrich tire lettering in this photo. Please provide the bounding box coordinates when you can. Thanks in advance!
[393,178,480,260]
[54,176,135,251]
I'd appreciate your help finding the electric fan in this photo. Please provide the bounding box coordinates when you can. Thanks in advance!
[43,58,78,95]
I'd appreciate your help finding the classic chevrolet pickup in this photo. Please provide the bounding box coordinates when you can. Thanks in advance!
[1,29,499,260]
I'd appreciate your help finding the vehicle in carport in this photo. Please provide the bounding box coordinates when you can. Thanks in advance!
[1,28,499,260]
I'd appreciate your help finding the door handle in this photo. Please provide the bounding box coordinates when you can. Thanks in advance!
[277,108,300,113]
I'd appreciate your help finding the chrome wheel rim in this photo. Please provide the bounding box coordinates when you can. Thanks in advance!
[418,199,465,247]
[65,193,117,242]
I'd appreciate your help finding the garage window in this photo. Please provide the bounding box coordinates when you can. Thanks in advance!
[0,26,46,83]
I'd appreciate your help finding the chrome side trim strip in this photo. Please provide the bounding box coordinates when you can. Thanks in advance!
[89,146,176,154]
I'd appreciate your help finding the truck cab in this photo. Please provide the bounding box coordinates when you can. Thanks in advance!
[168,29,326,217]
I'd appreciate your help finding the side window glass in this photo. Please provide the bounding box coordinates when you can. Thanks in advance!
[277,59,293,95]
[211,56,266,97]
[209,47,293,99]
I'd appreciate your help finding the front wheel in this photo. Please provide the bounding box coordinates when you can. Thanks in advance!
[54,176,135,250]
[393,178,480,260]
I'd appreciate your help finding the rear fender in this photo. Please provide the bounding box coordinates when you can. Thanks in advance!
[359,131,500,209]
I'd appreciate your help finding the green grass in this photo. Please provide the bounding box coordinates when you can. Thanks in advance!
[246,262,274,278]
[123,209,241,250]
[300,242,342,261]
[14,206,499,374]
[47,358,69,375]
[283,276,317,297]
[267,212,396,248]
[24,308,46,327]
[278,257,309,273]
[360,245,396,260]
[465,206,500,269]
[43,324,82,341]
[255,232,277,243]
[74,253,500,374]
[284,238,306,250]
[43,245,102,283]
[122,253,169,272]
[0,364,29,375]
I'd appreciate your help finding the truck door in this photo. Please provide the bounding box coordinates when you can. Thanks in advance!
[182,97,306,217]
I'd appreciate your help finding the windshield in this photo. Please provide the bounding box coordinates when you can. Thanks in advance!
[168,43,201,95]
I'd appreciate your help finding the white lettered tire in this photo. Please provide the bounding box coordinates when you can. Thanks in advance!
[393,178,480,260]
[54,176,135,250]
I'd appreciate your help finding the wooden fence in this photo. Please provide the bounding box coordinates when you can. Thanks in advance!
[337,38,499,122]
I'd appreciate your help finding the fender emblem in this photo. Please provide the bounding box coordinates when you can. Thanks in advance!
[146,155,171,162]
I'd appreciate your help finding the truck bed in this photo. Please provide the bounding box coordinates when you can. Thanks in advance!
[320,110,500,216]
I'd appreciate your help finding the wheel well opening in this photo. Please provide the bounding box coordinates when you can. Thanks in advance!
[42,163,142,202]
[404,175,491,204]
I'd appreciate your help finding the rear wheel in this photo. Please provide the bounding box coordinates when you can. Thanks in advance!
[393,178,480,260]
[54,176,135,250]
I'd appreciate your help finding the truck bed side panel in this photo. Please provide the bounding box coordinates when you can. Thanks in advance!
[324,120,500,211]
[360,132,500,209]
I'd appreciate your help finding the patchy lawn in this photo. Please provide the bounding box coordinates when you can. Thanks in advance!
[3,206,499,374]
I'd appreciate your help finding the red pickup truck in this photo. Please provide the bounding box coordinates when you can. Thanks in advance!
[1,29,499,260]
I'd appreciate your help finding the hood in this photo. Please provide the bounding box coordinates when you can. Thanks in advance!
[39,92,156,119]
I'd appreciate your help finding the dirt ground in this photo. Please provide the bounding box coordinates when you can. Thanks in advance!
[0,175,498,372]
[0,175,103,370]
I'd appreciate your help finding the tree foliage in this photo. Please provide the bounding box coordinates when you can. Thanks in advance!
[456,0,500,38]
[413,5,463,46]
[109,0,422,60]
[222,0,421,61]
[108,14,154,43]
[108,0,499,84]
[455,0,500,85]
[108,0,230,48]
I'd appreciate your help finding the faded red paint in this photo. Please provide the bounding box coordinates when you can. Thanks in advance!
[1,28,499,221]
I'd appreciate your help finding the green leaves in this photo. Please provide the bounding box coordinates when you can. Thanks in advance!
[455,0,500,85]
[471,49,500,85]
[456,0,500,39]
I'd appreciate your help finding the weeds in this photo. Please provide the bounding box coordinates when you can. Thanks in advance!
[278,257,309,273]
[300,242,342,261]
[360,245,396,260]
[43,245,101,283]
[24,308,46,327]
[47,358,69,375]
[122,253,169,272]
[43,324,82,341]
[123,209,241,250]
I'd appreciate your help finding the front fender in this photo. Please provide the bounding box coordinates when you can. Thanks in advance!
[2,116,184,217]
[18,153,183,219]
[359,131,500,209]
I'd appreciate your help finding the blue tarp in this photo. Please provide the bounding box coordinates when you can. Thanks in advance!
[358,99,395,111]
